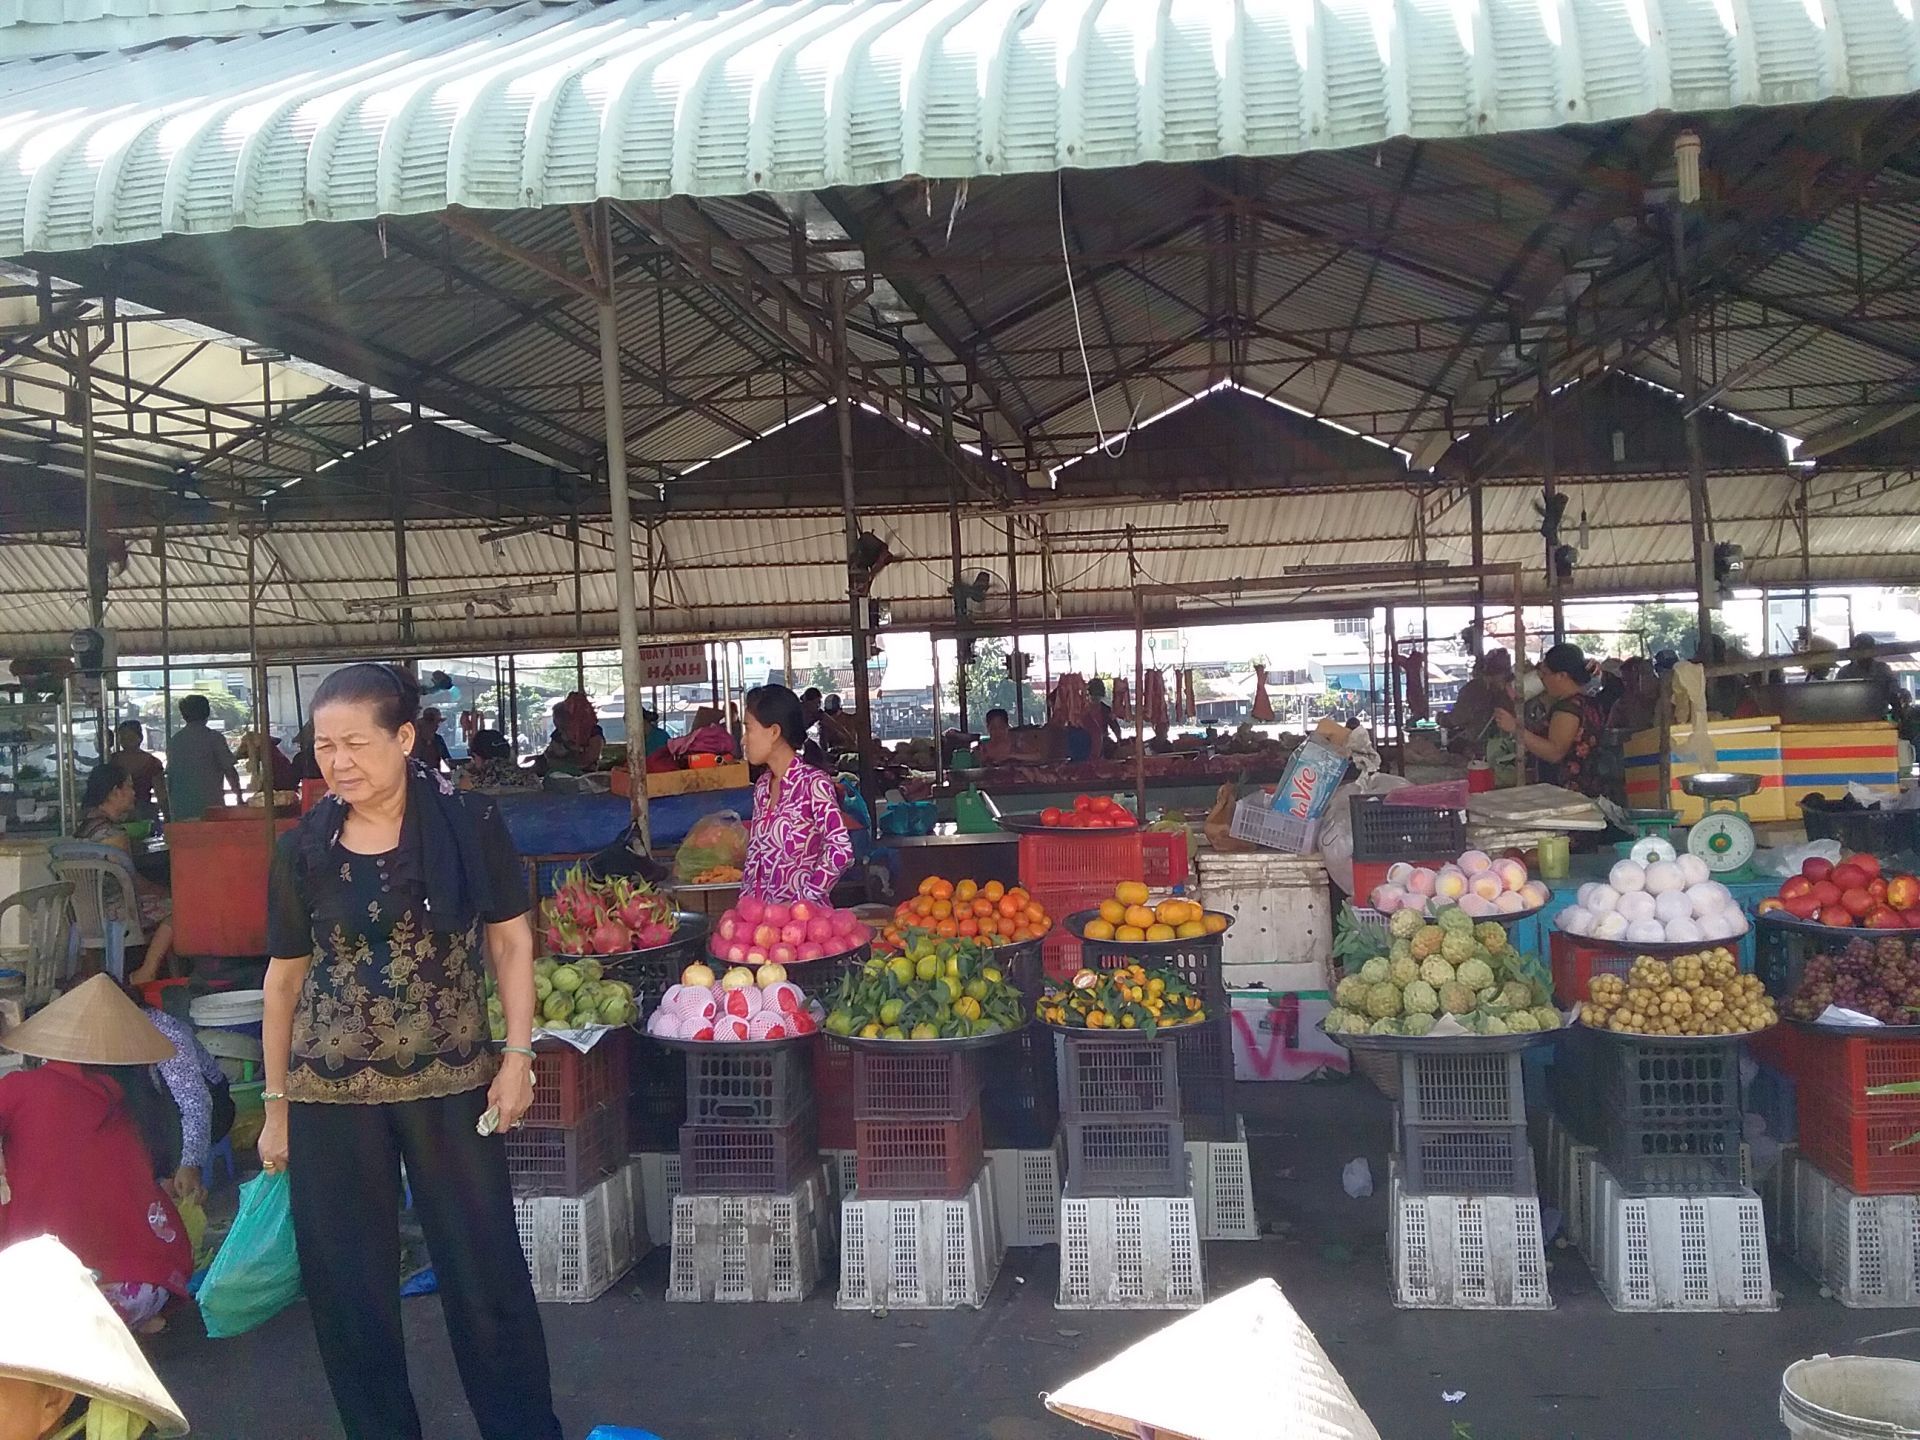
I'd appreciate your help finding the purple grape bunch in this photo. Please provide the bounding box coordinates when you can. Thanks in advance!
[1786,935,1920,1024]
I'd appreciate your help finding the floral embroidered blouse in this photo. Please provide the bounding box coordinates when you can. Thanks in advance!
[741,759,853,906]
[267,797,527,1104]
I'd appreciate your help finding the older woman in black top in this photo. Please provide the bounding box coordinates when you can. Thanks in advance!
[257,664,560,1440]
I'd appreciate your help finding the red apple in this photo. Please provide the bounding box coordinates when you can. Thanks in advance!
[1814,880,1845,909]
[1890,875,1920,910]
[1833,861,1870,891]
[1757,897,1786,915]
[1822,906,1857,928]
[1902,908,1920,929]
[1780,875,1815,901]
[1871,878,1889,903]
[1784,892,1821,920]
[1855,854,1884,880]
[1804,856,1835,883]
[1844,886,1877,918]
[1867,906,1904,929]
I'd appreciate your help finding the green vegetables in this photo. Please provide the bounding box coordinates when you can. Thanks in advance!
[824,935,1024,1041]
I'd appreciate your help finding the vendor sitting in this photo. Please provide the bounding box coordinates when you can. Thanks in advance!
[641,707,678,773]
[669,706,738,764]
[1493,643,1615,801]
[76,763,175,986]
[0,977,194,1334]
[139,994,232,1211]
[538,693,604,775]
[458,728,536,791]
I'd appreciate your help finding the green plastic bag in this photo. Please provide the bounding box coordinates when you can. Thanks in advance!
[197,1170,301,1338]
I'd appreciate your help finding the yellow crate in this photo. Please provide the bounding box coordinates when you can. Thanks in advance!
[1623,718,1786,823]
[1780,722,1900,812]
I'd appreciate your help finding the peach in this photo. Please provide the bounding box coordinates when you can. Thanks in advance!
[1493,890,1526,914]
[1370,883,1408,913]
[1470,871,1504,903]
[1457,849,1494,876]
[1458,893,1498,918]
[1404,868,1438,897]
[1493,857,1529,892]
[1520,880,1551,908]
[1433,866,1469,900]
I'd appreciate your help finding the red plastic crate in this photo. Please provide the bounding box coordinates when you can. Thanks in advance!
[1030,882,1109,982]
[852,1047,980,1120]
[1549,932,1637,1007]
[678,1111,818,1194]
[1140,830,1190,890]
[1787,1031,1920,1115]
[506,1101,628,1196]
[1018,833,1144,891]
[854,1105,983,1198]
[525,1033,630,1129]
[813,1040,855,1149]
[1797,1085,1920,1194]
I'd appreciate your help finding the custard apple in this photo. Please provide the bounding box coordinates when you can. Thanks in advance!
[1499,980,1534,1009]
[1334,974,1371,1010]
[1478,985,1501,1004]
[1359,956,1391,985]
[1438,981,1476,1015]
[1401,1011,1436,1037]
[1388,908,1425,940]
[1530,1005,1562,1032]
[1419,956,1456,988]
[1401,979,1439,1016]
[1475,921,1508,953]
[1455,957,1495,991]
[1324,1008,1366,1034]
[1504,1009,1540,1033]
[1388,938,1414,966]
[1389,955,1421,988]
[1436,905,1474,936]
[1411,926,1446,960]
[1440,932,1476,965]
[1478,1013,1512,1036]
[1365,982,1403,1019]
[1368,1016,1402,1036]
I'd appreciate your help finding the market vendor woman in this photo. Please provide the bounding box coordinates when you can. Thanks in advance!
[741,683,853,905]
[259,663,561,1440]
[1493,642,1616,801]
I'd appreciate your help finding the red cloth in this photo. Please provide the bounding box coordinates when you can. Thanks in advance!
[1251,671,1275,723]
[0,1063,192,1300]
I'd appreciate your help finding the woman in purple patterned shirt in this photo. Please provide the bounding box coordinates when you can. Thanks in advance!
[741,685,853,906]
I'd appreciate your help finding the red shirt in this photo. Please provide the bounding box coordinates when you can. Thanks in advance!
[0,1063,192,1299]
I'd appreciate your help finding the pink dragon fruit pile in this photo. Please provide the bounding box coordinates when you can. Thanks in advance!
[541,864,677,956]
[706,893,870,970]
[644,963,821,1042]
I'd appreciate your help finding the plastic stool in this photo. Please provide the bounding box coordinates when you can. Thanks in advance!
[205,1135,236,1189]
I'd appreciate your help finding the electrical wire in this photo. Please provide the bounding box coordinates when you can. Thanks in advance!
[1057,173,1142,459]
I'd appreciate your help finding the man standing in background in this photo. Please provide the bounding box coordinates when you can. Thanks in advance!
[163,694,241,821]
[112,720,168,821]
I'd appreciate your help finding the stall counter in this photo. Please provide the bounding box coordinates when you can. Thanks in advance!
[493,786,755,862]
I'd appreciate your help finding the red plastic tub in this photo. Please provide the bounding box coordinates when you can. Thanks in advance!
[167,815,299,957]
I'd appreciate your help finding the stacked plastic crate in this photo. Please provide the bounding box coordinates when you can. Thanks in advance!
[1053,1029,1204,1309]
[837,1044,1002,1310]
[1388,1046,1550,1309]
[508,1034,644,1302]
[1020,831,1144,984]
[665,1042,828,1303]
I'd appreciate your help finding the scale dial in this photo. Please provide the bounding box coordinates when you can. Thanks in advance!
[1688,811,1756,872]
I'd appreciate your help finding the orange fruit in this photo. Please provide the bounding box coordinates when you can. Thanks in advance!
[983,881,1005,902]
[918,876,938,896]
[973,898,994,917]
[1145,923,1176,942]
[936,919,959,937]
[1115,881,1150,907]
[1025,904,1046,925]
[1084,918,1116,941]
[958,917,979,936]
[930,878,954,900]
[1175,920,1206,939]
[1009,887,1029,907]
[998,895,1021,918]
[1201,912,1228,934]
[1098,899,1127,925]
[1115,925,1147,942]
[955,879,978,902]
[1154,899,1190,926]
[1123,904,1155,931]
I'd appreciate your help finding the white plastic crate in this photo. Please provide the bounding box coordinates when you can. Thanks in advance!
[666,1165,831,1303]
[1388,1159,1551,1310]
[1779,1147,1920,1308]
[1579,1151,1774,1313]
[821,1148,858,1202]
[515,1160,647,1303]
[1228,796,1322,855]
[1538,1114,1596,1251]
[635,1150,680,1243]
[838,1162,1003,1311]
[1057,1194,1205,1310]
[1186,1118,1259,1241]
[988,1143,1062,1247]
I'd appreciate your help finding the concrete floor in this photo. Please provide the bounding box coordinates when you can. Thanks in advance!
[149,1079,1920,1440]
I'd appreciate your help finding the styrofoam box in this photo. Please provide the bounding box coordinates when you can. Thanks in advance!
[1196,850,1332,993]
[1229,992,1349,1082]
[515,1160,647,1304]
[839,1162,1004,1311]
[1187,1117,1259,1240]
[989,1143,1063,1247]
[1774,1146,1920,1308]
[1578,1151,1774,1313]
[1389,1158,1551,1310]
[1057,1193,1205,1310]
[666,1165,832,1304]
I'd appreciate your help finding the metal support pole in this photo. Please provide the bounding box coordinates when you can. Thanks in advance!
[949,489,969,733]
[570,514,585,687]
[1799,477,1813,637]
[1133,586,1147,821]
[597,205,650,849]
[831,282,876,804]
[78,323,104,635]
[1540,369,1563,643]
[506,654,519,755]
[389,422,412,652]
[1007,519,1024,726]
[1674,207,1716,656]
[1386,604,1401,773]
[1469,485,1485,657]
[158,497,172,752]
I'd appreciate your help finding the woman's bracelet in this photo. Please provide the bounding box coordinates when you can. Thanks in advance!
[262,1091,287,1103]
[502,1045,536,1060]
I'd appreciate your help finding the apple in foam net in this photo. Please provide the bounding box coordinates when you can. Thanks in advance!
[1433,867,1468,900]
[1405,868,1438,897]
[1386,862,1414,887]
[1469,872,1504,903]
[1370,884,1408,913]
[780,922,807,947]
[735,892,766,925]
[1493,858,1529,892]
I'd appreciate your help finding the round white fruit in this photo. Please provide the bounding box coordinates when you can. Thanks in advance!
[1617,890,1657,924]
[1591,909,1630,940]
[1677,854,1711,887]
[1577,883,1599,909]
[1644,860,1685,895]
[1557,905,1594,935]
[1587,884,1621,914]
[1625,918,1667,944]
[1610,860,1648,893]
[1653,890,1694,925]
[1663,916,1703,944]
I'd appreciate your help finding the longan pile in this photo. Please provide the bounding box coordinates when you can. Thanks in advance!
[1579,948,1776,1036]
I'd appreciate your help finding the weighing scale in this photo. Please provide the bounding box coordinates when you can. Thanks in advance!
[1681,771,1761,877]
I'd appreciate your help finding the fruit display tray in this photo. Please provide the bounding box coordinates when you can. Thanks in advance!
[997,813,1140,835]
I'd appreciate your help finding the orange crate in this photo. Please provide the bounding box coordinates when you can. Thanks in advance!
[1140,831,1190,889]
[1029,882,1110,982]
[525,1033,630,1129]
[1797,1085,1920,1194]
[854,1106,983,1198]
[1018,833,1144,891]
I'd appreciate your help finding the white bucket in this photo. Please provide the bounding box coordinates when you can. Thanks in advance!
[1782,1356,1920,1439]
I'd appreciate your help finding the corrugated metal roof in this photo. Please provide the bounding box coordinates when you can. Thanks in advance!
[4,0,1918,257]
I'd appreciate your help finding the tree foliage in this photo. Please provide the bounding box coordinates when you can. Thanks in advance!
[950,637,1044,726]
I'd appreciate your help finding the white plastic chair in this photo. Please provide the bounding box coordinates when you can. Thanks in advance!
[47,841,143,981]
[0,881,76,1008]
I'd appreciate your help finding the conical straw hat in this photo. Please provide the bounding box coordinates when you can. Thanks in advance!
[1,973,175,1065]
[0,1236,189,1435]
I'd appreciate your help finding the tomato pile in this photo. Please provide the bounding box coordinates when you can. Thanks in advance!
[878,876,1053,952]
[1759,853,1920,930]
[1039,794,1136,829]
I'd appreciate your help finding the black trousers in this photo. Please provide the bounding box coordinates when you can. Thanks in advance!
[287,1088,563,1440]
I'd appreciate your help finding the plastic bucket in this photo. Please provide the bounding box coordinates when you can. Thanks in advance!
[1782,1356,1920,1439]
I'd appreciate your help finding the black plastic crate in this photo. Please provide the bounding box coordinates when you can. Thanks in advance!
[1801,798,1919,857]
[627,1039,686,1150]
[683,1044,813,1126]
[1347,792,1466,863]
[1596,1036,1745,1194]
[981,1025,1058,1149]
[1055,1032,1181,1120]
[678,1109,818,1195]
[1399,1122,1535,1195]
[852,1046,981,1120]
[1077,936,1227,1009]
[1063,1116,1188,1198]
[854,1106,983,1198]
[994,935,1045,1002]
[1170,1017,1236,1141]
[506,1101,628,1197]
[1400,1049,1526,1128]
[1549,1024,1603,1142]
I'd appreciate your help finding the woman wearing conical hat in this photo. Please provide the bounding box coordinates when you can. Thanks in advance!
[0,1234,188,1438]
[0,976,192,1333]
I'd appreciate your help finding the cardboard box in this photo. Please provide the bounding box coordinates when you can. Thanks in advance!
[1779,722,1901,811]
[1623,717,1786,823]
[611,762,752,799]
